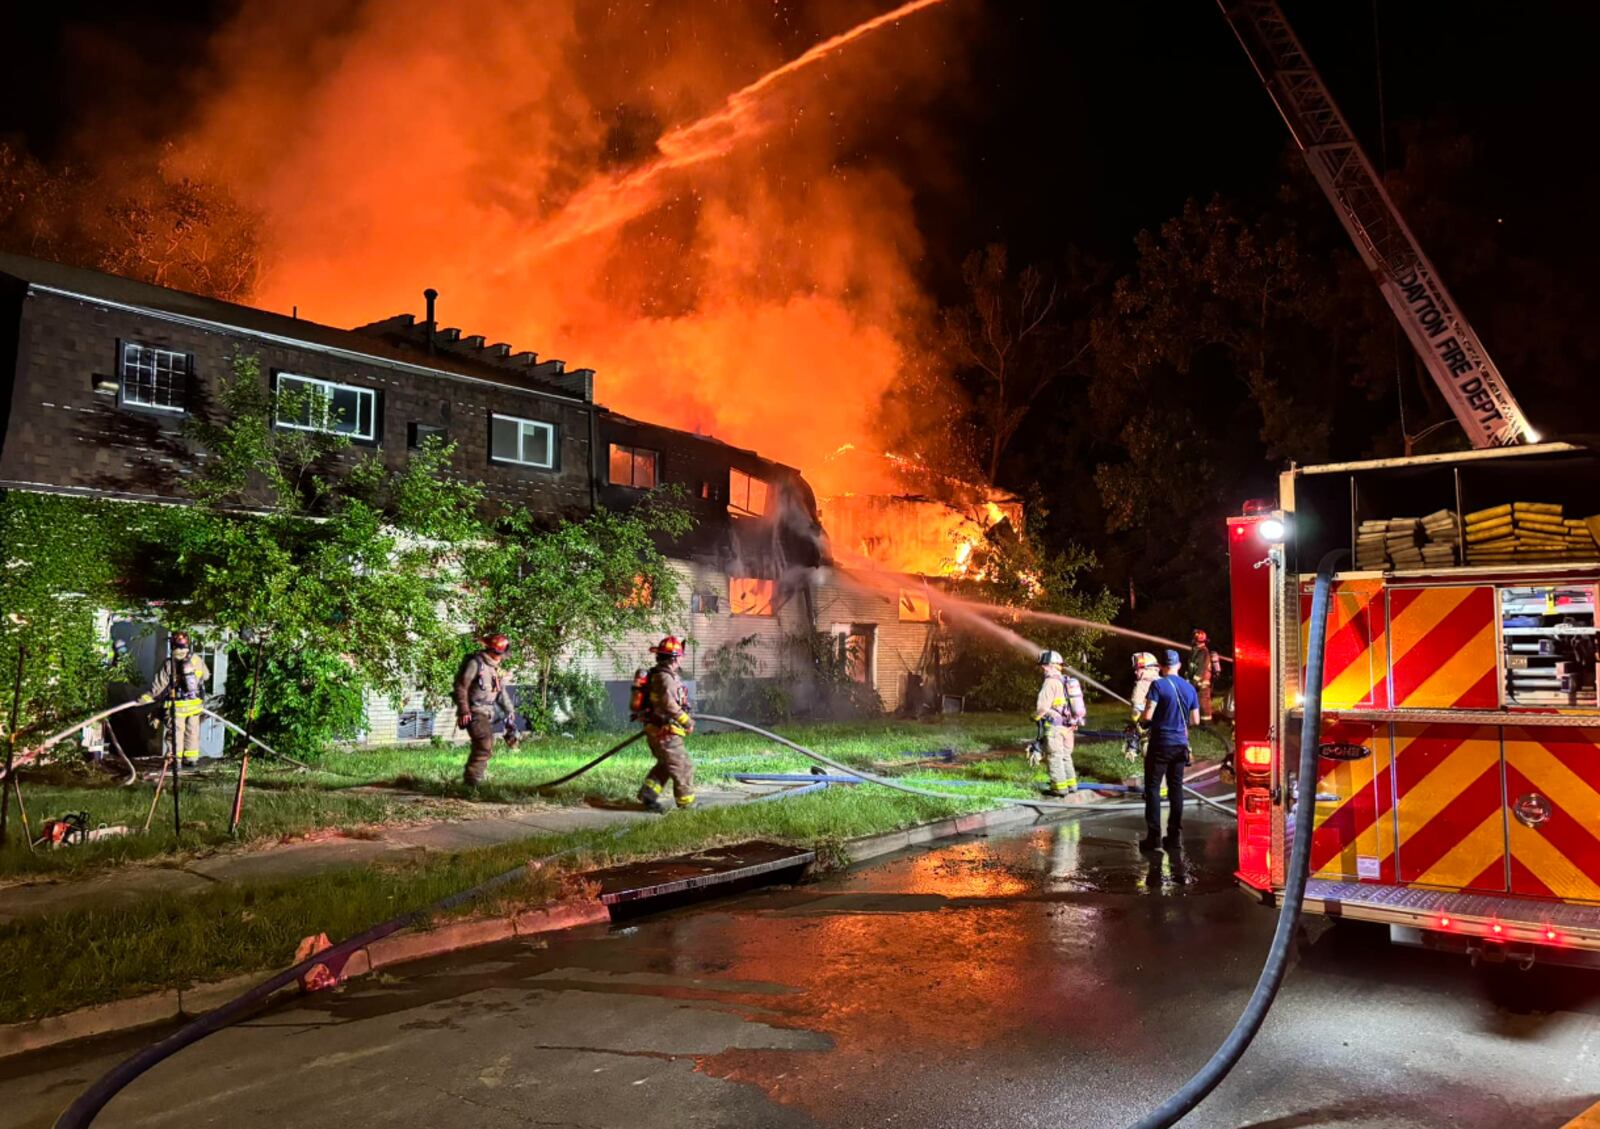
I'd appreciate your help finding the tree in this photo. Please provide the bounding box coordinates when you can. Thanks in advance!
[469,491,694,728]
[942,512,1121,712]
[176,355,484,751]
[0,141,259,301]
[942,243,1103,484]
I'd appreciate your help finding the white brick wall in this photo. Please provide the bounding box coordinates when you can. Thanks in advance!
[357,559,936,743]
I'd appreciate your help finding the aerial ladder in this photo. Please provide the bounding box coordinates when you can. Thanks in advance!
[1217,0,1538,449]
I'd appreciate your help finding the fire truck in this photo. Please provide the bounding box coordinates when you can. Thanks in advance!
[1220,2,1600,966]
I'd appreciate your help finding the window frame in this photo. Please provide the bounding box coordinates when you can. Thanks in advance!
[608,442,660,489]
[274,372,381,443]
[728,467,770,518]
[729,576,776,617]
[117,341,191,415]
[489,412,559,470]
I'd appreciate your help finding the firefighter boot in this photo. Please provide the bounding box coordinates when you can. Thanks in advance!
[674,793,697,812]
[637,780,670,813]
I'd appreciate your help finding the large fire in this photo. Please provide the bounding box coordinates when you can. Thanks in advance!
[819,447,1023,577]
[166,0,967,500]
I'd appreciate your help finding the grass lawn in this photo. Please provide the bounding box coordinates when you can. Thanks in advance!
[0,707,1233,1023]
[1,706,1152,880]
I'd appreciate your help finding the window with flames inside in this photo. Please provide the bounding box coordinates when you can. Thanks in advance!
[609,443,658,489]
[728,468,769,518]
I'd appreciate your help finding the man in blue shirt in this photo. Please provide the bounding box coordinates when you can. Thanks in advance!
[1139,649,1201,852]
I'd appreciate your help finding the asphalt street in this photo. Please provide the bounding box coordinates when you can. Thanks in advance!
[5,807,1599,1128]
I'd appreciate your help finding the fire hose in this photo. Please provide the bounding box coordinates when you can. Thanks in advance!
[0,701,145,783]
[1125,547,1344,1129]
[55,712,1228,1124]
[53,830,627,1129]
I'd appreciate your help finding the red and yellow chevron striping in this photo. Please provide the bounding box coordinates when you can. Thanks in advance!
[1504,727,1600,901]
[1310,720,1396,882]
[1301,580,1389,710]
[1388,586,1499,710]
[1392,723,1507,892]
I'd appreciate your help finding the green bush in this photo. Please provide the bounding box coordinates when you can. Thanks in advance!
[520,669,612,735]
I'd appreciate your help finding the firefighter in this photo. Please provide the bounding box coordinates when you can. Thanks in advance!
[1122,651,1159,762]
[1031,650,1086,797]
[139,631,209,765]
[454,633,518,787]
[1186,628,1221,723]
[637,636,695,812]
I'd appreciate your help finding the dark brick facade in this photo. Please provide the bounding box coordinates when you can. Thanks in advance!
[0,253,821,553]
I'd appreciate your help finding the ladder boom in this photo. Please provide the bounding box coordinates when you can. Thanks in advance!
[1218,0,1534,449]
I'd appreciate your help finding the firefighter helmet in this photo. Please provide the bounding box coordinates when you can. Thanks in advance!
[1192,628,1208,644]
[1038,650,1063,667]
[170,631,191,652]
[481,632,510,656]
[1132,651,1157,672]
[652,635,685,659]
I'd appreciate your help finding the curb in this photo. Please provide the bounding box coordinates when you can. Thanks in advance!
[0,795,1083,1062]
[0,897,609,1063]
[844,803,1042,864]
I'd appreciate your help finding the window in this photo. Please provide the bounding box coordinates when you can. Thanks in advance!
[691,590,721,615]
[490,413,556,468]
[119,343,190,412]
[729,577,775,616]
[396,710,436,740]
[729,468,769,517]
[619,575,654,609]
[408,422,446,449]
[608,443,659,488]
[276,373,379,441]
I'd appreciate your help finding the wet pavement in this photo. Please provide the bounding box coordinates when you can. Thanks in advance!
[5,807,1600,1128]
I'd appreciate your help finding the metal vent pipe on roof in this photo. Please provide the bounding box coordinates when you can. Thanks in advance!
[423,288,438,353]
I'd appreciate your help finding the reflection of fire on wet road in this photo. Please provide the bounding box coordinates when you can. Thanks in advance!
[688,819,1240,1122]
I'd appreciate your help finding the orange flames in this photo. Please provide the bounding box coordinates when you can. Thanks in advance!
[167,0,967,500]
[819,446,1022,577]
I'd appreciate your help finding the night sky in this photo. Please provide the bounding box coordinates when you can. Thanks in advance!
[8,1,1597,290]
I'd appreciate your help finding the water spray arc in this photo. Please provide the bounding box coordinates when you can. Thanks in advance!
[526,0,952,255]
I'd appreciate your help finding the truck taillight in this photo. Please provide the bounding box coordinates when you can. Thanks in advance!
[1241,743,1272,771]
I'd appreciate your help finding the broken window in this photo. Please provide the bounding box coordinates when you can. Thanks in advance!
[119,343,190,413]
[276,373,379,441]
[490,413,556,468]
[729,577,775,616]
[608,443,659,488]
[691,590,721,615]
[728,468,769,517]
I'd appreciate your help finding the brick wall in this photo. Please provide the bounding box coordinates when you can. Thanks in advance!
[0,287,594,515]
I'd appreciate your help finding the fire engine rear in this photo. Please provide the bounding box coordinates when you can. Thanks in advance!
[1229,442,1600,967]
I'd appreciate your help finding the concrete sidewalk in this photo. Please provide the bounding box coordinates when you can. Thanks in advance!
[0,793,761,924]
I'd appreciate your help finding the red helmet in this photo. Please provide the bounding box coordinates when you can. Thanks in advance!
[651,635,685,659]
[170,631,191,650]
[1192,628,1208,644]
[481,633,510,656]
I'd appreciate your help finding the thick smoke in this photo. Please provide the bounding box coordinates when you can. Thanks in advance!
[168,0,968,497]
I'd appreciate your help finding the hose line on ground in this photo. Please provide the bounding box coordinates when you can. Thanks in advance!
[54,828,627,1129]
[1126,547,1345,1129]
[527,730,645,790]
[696,713,1202,815]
